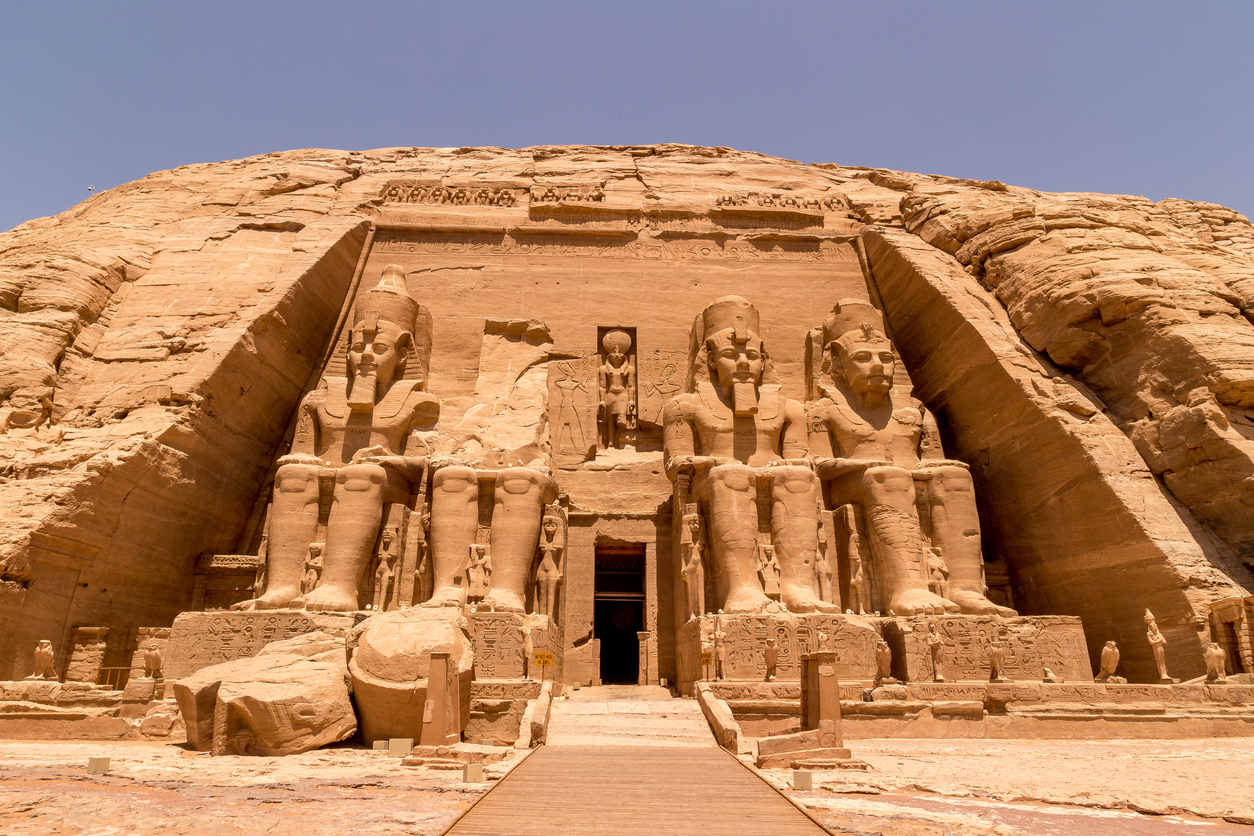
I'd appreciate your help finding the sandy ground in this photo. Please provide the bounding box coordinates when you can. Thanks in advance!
[0,740,522,836]
[766,738,1254,835]
[3,737,1254,835]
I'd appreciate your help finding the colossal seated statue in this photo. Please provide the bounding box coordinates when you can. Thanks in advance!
[237,266,439,612]
[807,300,1014,617]
[663,296,837,614]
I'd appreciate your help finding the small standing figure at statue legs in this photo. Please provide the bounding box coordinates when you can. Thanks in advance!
[372,530,397,612]
[534,510,564,618]
[1144,609,1174,683]
[713,612,727,680]
[814,517,833,604]
[467,544,492,606]
[680,505,705,622]
[756,544,781,599]
[764,637,778,682]
[301,543,323,595]
[926,621,945,682]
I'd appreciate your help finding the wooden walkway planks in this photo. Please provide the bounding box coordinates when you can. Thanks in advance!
[444,746,829,836]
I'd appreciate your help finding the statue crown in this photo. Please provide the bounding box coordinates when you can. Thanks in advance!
[355,264,419,337]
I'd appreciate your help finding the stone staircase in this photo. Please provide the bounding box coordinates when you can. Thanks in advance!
[545,685,716,747]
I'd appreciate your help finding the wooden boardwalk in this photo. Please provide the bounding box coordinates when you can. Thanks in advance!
[443,745,830,836]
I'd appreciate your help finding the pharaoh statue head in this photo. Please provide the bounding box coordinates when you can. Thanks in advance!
[694,296,771,415]
[822,300,896,399]
[348,265,421,408]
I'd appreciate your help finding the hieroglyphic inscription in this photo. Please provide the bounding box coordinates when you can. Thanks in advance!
[680,614,878,684]
[890,616,1091,683]
[378,180,522,206]
[163,611,359,679]
[547,353,598,465]
[638,349,686,427]
[373,231,844,262]
[469,613,525,678]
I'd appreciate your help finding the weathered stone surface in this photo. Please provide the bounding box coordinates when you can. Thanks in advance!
[164,610,360,679]
[884,615,1091,683]
[347,608,474,746]
[173,630,354,756]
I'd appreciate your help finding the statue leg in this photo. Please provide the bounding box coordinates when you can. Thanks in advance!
[770,466,839,613]
[485,468,556,613]
[303,463,396,612]
[925,466,1015,616]
[851,466,958,616]
[696,464,771,614]
[248,463,321,609]
[425,466,479,607]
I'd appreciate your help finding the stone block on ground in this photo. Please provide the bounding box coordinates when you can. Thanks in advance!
[348,608,474,746]
[164,610,361,679]
[172,630,355,756]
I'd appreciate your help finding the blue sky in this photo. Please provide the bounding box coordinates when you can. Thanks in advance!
[2,1,1250,233]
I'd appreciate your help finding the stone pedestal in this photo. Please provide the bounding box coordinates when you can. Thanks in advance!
[677,613,879,692]
[65,627,109,683]
[884,615,1092,683]
[467,612,563,682]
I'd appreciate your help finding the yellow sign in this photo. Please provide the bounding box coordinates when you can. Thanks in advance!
[700,652,713,666]
[533,652,555,667]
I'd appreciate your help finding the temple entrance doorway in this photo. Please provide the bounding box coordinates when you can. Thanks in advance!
[594,544,645,685]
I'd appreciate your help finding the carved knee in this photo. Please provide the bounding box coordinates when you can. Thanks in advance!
[710,463,755,493]
[336,463,386,493]
[275,463,320,494]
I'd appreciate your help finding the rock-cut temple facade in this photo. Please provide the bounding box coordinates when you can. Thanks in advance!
[1,145,1253,751]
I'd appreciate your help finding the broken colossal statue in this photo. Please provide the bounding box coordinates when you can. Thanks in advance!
[807,300,1014,617]
[663,296,837,614]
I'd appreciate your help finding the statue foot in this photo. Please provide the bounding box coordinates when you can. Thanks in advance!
[948,589,1017,617]
[721,588,772,614]
[231,587,299,611]
[482,592,526,614]
[782,590,842,614]
[421,586,465,608]
[889,588,960,616]
[301,587,359,612]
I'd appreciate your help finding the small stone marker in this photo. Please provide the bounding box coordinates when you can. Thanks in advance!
[372,740,388,751]
[476,738,494,746]
[793,770,812,790]
[388,738,413,758]
[88,757,110,774]
[463,762,485,782]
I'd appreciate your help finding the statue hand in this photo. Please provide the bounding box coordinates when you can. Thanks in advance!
[815,458,888,480]
[278,452,324,468]
[919,459,970,471]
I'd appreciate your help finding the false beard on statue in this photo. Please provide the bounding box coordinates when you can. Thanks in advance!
[349,371,377,412]
[733,381,758,416]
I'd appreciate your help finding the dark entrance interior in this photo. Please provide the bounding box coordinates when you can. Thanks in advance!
[594,544,645,685]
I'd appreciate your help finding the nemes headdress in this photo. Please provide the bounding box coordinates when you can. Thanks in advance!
[356,264,419,338]
[700,296,760,344]
[822,299,888,354]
